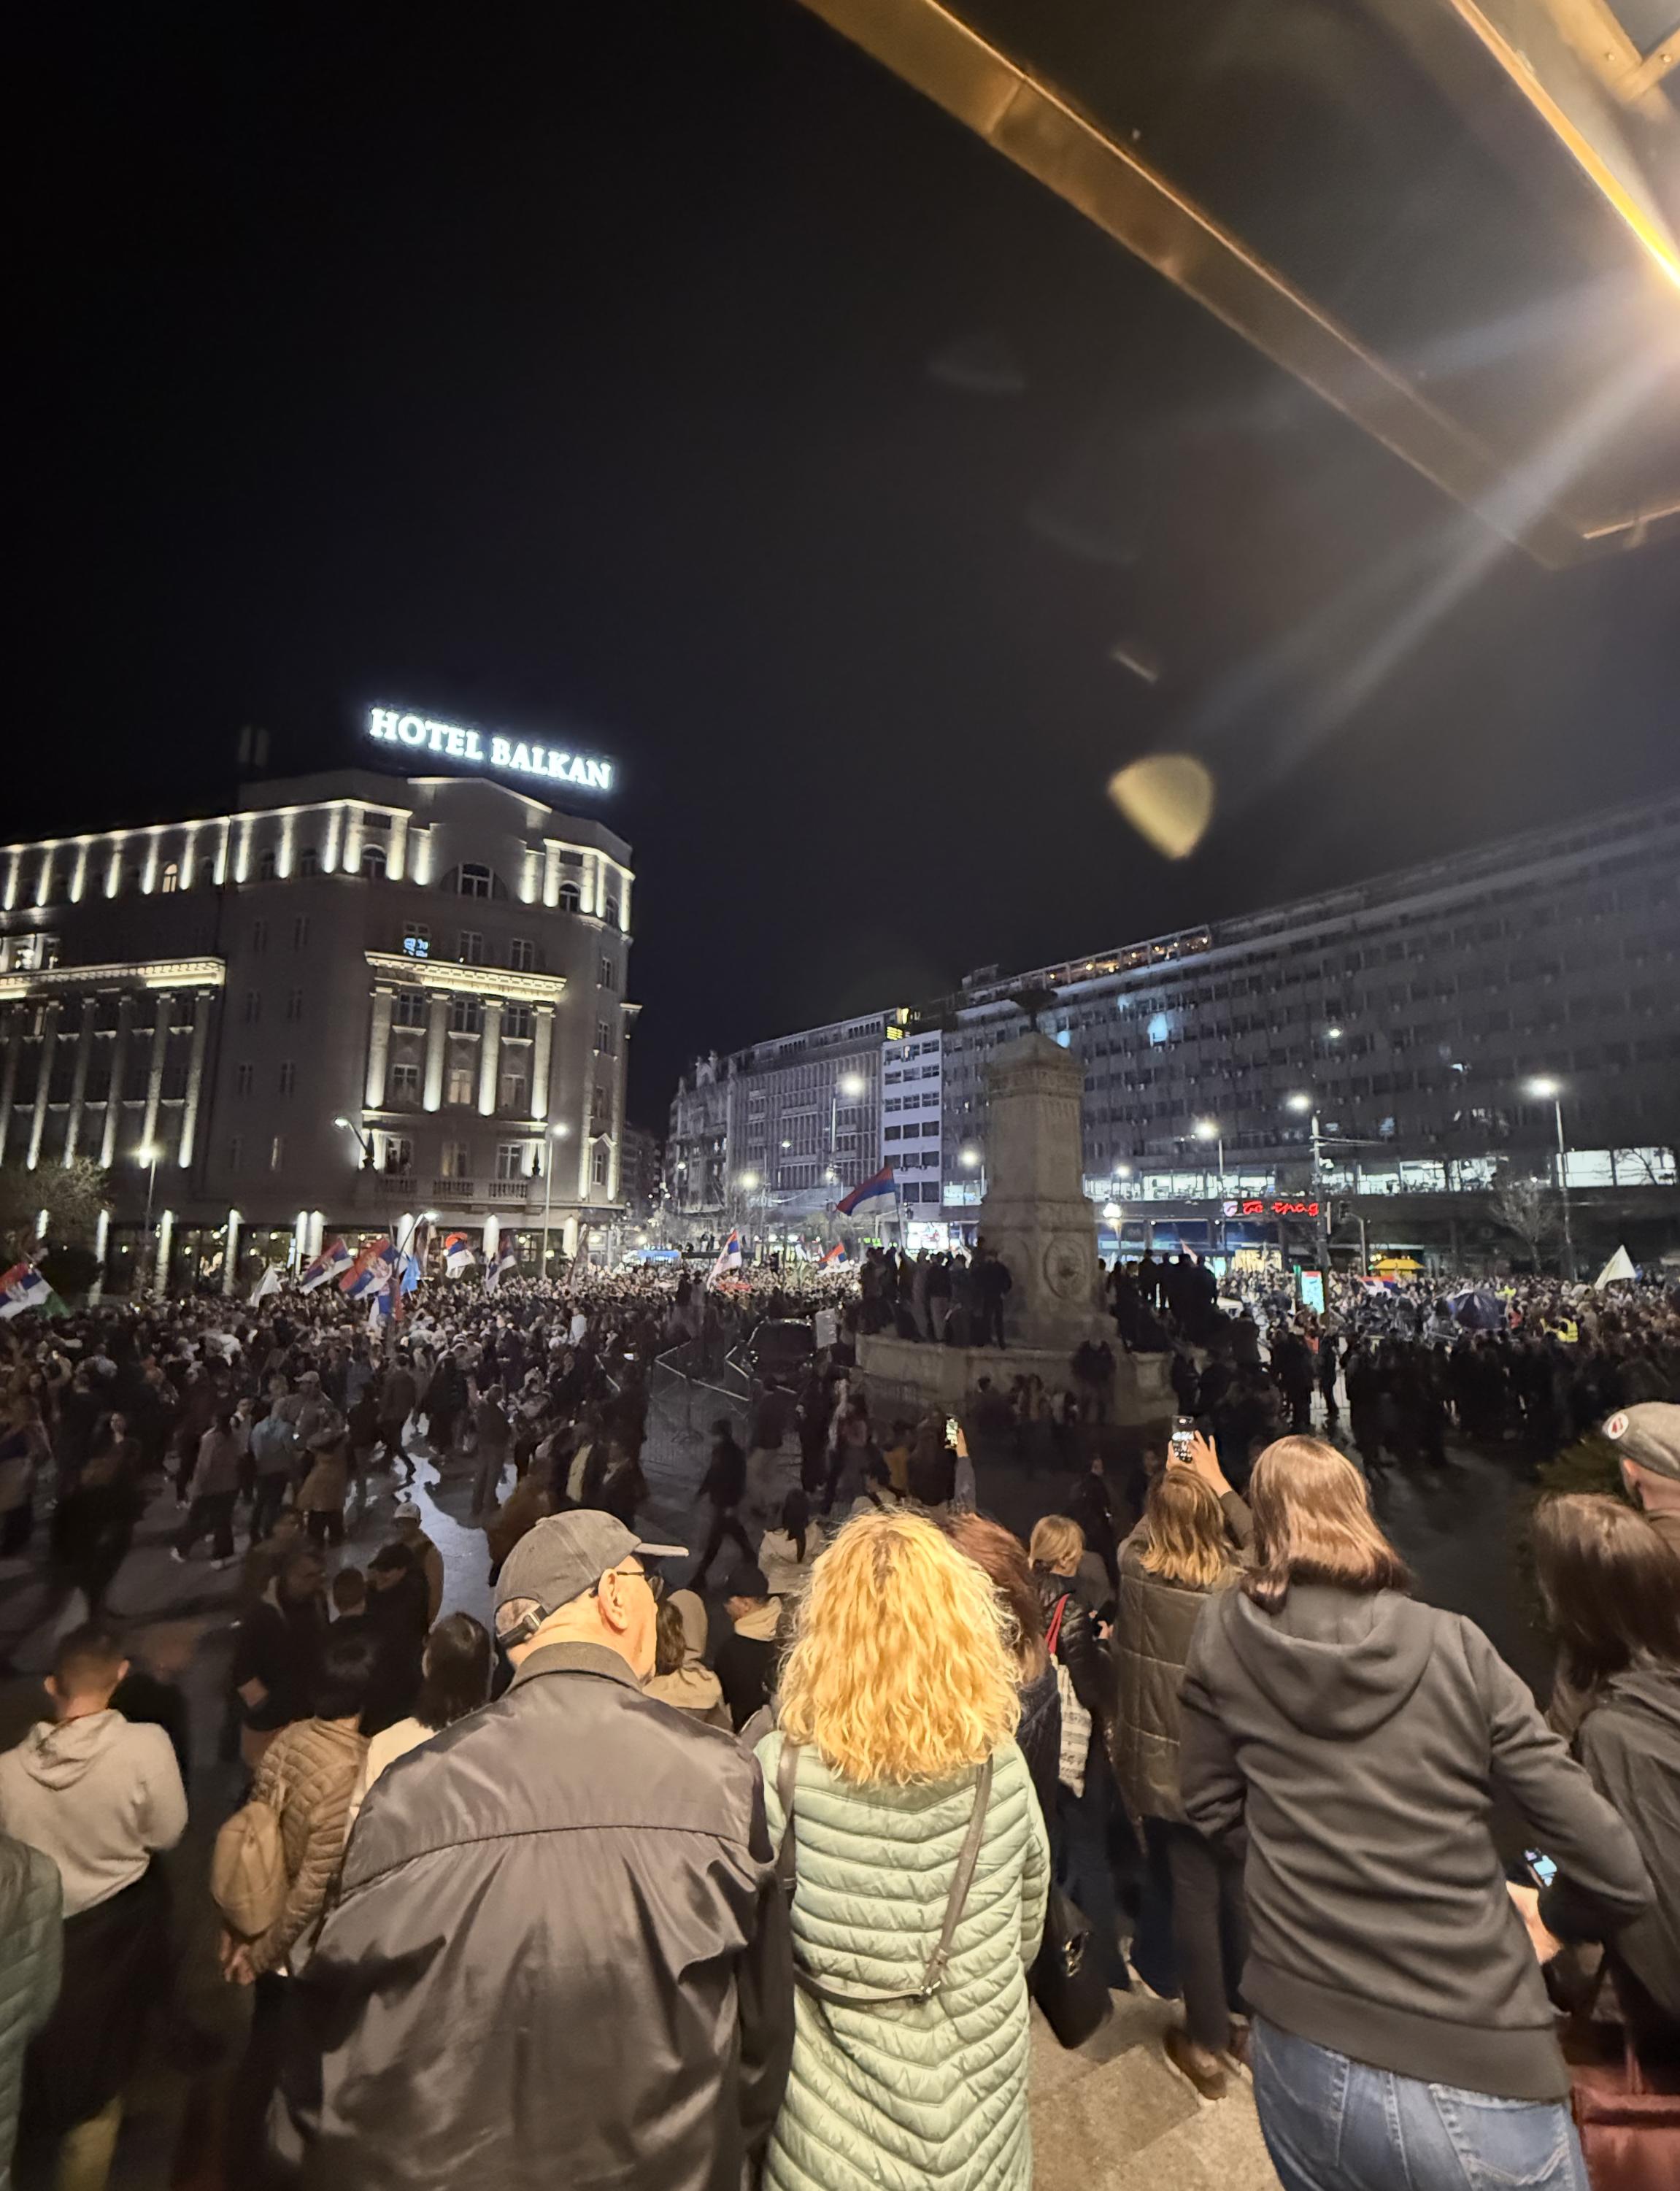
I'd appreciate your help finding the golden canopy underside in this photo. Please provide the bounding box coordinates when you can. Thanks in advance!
[795,0,1680,566]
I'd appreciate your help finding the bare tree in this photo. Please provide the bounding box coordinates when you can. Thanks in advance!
[1486,1169,1560,1266]
[0,1158,110,1265]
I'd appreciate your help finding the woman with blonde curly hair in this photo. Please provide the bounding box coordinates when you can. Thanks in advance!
[758,1509,1049,2191]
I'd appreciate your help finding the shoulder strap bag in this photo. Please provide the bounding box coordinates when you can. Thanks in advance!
[776,1740,992,2007]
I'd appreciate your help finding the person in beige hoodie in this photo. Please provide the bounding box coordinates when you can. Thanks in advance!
[643,1591,731,1730]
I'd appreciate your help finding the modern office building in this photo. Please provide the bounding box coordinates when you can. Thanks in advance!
[667,1009,906,1236]
[0,763,636,1289]
[672,792,1680,1263]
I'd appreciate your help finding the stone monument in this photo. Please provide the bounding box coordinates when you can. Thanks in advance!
[976,1031,1108,1352]
[855,1028,1172,1433]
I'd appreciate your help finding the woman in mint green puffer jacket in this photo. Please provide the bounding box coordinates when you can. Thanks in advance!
[757,1509,1049,2191]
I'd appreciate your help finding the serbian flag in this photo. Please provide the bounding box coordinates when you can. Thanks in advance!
[0,1263,50,1321]
[485,1241,517,1293]
[299,1237,352,1293]
[709,1229,742,1286]
[835,1164,896,1220]
[442,1231,476,1277]
[341,1237,397,1298]
[820,1241,848,1267]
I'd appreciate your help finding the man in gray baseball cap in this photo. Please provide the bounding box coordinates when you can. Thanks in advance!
[1601,1403,1680,1561]
[277,1511,792,2191]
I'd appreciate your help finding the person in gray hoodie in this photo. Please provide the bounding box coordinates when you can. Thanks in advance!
[0,1624,186,2191]
[1181,1436,1649,2191]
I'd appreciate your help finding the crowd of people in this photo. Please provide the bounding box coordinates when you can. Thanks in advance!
[0,1252,1676,2190]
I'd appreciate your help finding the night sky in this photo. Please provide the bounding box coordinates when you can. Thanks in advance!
[16,0,1679,1128]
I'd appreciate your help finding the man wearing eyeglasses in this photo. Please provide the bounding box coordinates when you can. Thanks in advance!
[275,1512,793,2190]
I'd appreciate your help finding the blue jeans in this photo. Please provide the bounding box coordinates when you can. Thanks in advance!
[1251,2019,1589,2191]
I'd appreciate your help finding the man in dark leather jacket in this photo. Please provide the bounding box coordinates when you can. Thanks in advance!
[275,1513,793,2190]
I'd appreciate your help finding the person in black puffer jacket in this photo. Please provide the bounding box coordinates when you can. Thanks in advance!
[1032,1516,1129,1989]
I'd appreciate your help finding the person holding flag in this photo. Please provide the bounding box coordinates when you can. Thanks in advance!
[299,1238,353,1293]
[709,1230,742,1287]
[442,1231,476,1279]
[833,1163,897,1225]
[0,1263,53,1320]
[485,1241,517,1293]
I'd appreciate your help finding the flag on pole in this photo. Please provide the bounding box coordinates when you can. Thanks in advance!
[299,1237,352,1293]
[709,1229,742,1286]
[442,1231,476,1277]
[249,1263,282,1306]
[834,1164,896,1220]
[485,1241,517,1293]
[0,1263,50,1320]
[341,1238,397,1298]
[1594,1244,1638,1290]
[820,1241,848,1267]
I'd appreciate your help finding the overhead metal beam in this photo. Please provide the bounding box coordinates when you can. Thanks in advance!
[795,0,1680,564]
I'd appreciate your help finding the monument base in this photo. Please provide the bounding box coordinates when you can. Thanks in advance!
[858,1333,1175,1430]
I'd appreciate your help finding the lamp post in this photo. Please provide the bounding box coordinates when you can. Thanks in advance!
[830,1071,867,1175]
[1527,1077,1576,1282]
[539,1121,572,1282]
[1193,1118,1224,1260]
[1287,1093,1332,1304]
[136,1143,161,1292]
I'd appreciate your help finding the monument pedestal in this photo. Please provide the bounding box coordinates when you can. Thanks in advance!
[858,1332,1174,1429]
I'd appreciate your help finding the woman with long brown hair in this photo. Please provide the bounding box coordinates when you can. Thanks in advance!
[947,1510,1058,1826]
[1113,1431,1251,2097]
[1181,1436,1650,2191]
[1530,1492,1680,2051]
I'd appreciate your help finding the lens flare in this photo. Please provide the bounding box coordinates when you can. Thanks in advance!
[1107,755,1214,859]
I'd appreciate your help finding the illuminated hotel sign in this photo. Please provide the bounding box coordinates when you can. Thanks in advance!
[367,706,614,794]
[1223,1198,1322,1218]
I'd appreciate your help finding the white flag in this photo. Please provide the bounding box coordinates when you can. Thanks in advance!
[249,1263,282,1305]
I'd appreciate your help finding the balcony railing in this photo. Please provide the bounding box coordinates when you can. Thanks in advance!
[432,1177,474,1199]
[355,1174,416,1201]
[488,1179,532,1202]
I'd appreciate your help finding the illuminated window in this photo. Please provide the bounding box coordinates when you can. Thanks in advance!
[403,923,430,958]
[390,1061,420,1098]
[440,1141,469,1179]
[383,1134,413,1173]
[160,863,180,894]
[447,1064,475,1105]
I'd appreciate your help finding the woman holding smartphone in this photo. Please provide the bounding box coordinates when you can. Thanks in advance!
[1181,1436,1650,2191]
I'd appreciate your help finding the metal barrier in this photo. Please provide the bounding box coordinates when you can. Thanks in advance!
[652,1339,751,1440]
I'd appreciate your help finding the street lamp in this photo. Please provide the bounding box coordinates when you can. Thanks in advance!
[136,1143,161,1288]
[1526,1077,1577,1282]
[830,1071,868,1172]
[1287,1093,1333,1302]
[1193,1119,1225,1259]
[540,1123,571,1282]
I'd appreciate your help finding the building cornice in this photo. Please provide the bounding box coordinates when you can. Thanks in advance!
[365,950,568,1003]
[0,955,226,1001]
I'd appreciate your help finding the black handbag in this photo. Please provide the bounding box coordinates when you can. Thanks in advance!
[1030,1882,1111,2049]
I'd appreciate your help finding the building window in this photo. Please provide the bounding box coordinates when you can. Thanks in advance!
[228,1136,242,1173]
[298,844,318,876]
[292,917,309,950]
[269,1134,285,1172]
[590,1086,609,1133]
[394,987,426,1028]
[509,937,535,971]
[502,1003,533,1040]
[242,991,261,1025]
[604,896,620,929]
[598,956,614,988]
[234,1062,254,1096]
[459,931,484,966]
[390,1061,420,1098]
[196,857,217,889]
[257,849,277,882]
[496,1142,528,1181]
[440,1141,469,1179]
[447,1064,475,1106]
[278,1060,296,1096]
[596,1020,613,1054]
[383,1134,413,1173]
[558,882,580,912]
[285,988,304,1022]
[448,996,482,1034]
[251,919,267,953]
[499,1070,528,1112]
[403,923,431,959]
[459,863,491,898]
[592,1141,610,1189]
[160,863,180,894]
[362,843,386,881]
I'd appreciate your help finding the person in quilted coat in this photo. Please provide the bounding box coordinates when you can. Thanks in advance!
[0,1830,61,2191]
[758,1509,1049,2191]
